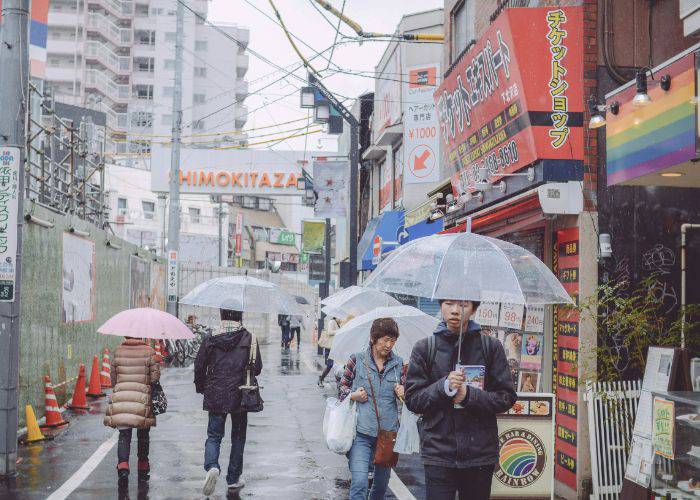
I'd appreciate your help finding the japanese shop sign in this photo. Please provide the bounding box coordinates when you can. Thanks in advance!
[476,301,500,327]
[0,147,20,302]
[269,228,296,246]
[234,213,243,255]
[652,397,675,459]
[373,48,402,138]
[167,250,178,303]
[403,64,440,184]
[434,7,583,196]
[499,303,524,329]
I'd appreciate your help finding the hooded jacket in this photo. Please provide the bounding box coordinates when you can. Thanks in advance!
[194,327,262,414]
[104,339,160,429]
[404,321,516,468]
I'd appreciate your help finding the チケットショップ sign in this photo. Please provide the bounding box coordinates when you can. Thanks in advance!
[150,147,314,196]
[433,7,584,196]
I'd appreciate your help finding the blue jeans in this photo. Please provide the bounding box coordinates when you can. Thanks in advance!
[348,432,391,500]
[204,412,247,485]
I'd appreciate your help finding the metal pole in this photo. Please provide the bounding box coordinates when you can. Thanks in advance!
[349,122,359,285]
[324,217,332,290]
[217,197,223,267]
[0,0,29,479]
[166,0,184,316]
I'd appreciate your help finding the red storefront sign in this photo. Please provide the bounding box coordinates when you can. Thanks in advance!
[434,7,584,195]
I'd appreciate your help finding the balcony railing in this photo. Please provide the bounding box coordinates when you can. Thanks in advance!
[85,41,132,75]
[86,0,134,19]
[85,69,131,104]
[86,13,133,46]
[235,79,249,100]
[104,107,128,130]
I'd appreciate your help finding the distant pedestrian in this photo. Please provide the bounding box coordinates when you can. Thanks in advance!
[404,299,516,500]
[338,318,405,500]
[195,309,262,496]
[290,314,303,348]
[317,316,340,387]
[278,314,291,349]
[104,337,160,482]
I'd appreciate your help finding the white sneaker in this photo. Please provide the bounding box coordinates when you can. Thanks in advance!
[228,479,245,490]
[203,467,220,497]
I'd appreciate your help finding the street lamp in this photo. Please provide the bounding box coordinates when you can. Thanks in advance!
[300,86,316,108]
[314,102,330,123]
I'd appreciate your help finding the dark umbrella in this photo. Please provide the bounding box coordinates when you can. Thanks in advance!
[294,295,309,305]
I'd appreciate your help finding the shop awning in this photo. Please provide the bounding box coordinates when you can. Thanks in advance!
[362,145,387,161]
[357,210,404,270]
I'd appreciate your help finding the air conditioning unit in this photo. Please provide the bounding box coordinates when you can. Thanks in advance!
[537,182,583,215]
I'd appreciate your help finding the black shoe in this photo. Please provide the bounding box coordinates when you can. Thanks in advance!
[317,377,324,388]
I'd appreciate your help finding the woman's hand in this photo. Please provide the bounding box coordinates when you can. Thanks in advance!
[350,387,368,403]
[394,384,405,400]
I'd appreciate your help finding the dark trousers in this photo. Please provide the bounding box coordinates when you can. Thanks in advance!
[117,428,150,465]
[281,326,291,347]
[204,412,248,485]
[424,463,495,500]
[290,327,301,345]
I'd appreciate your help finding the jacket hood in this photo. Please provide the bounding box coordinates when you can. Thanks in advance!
[210,328,249,351]
[433,320,481,339]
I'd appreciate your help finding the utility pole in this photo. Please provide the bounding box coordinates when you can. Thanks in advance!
[166,0,184,316]
[217,197,223,267]
[0,0,29,479]
[307,74,359,285]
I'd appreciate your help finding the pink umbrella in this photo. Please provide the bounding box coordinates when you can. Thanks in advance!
[97,308,195,340]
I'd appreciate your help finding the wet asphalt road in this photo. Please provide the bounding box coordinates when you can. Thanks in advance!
[1,338,426,499]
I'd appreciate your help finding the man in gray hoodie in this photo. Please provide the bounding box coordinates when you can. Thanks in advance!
[404,299,516,500]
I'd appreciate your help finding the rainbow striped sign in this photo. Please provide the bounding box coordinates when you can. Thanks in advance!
[606,50,697,186]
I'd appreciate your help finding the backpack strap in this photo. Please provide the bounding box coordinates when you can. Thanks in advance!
[427,335,437,372]
[480,333,492,389]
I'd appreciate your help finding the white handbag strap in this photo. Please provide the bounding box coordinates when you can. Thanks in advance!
[249,333,258,364]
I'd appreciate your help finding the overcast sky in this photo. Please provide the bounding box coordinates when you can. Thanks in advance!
[206,0,443,153]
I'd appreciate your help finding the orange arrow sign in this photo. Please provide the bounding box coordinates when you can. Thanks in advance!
[414,149,431,171]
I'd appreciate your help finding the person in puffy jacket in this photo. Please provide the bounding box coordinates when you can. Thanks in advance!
[104,337,160,481]
[404,299,516,500]
[194,309,262,497]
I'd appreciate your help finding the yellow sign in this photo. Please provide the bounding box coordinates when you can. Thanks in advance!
[653,397,675,459]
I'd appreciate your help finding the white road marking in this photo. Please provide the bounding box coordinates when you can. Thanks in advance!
[46,431,118,500]
[389,470,417,500]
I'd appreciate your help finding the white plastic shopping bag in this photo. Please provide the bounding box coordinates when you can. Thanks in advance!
[324,397,356,454]
[393,408,420,454]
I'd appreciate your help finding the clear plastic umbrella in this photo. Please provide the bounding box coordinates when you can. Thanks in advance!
[363,232,573,305]
[320,285,401,320]
[328,305,439,363]
[180,276,302,315]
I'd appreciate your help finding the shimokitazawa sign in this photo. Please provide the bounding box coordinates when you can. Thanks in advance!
[150,146,335,196]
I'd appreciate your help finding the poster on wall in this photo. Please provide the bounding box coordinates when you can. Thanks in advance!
[393,147,404,207]
[150,262,166,311]
[379,158,393,212]
[130,255,151,308]
[403,64,440,184]
[302,220,326,254]
[61,232,96,323]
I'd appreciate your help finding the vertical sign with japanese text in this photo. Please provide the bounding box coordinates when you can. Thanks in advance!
[403,64,440,184]
[167,250,178,303]
[0,147,20,301]
[554,227,579,491]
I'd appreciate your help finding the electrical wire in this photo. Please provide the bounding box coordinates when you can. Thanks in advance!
[326,0,347,70]
[112,123,317,145]
[121,117,311,139]
[268,0,319,75]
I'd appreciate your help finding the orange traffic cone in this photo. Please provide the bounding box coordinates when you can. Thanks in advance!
[86,355,105,398]
[154,341,164,365]
[68,364,89,410]
[40,376,68,429]
[100,349,112,389]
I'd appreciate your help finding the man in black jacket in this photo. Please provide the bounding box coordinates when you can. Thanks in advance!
[194,309,262,497]
[404,299,516,500]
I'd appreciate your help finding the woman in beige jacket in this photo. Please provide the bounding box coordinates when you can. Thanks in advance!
[104,337,160,480]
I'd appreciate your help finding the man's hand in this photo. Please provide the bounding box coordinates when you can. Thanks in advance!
[453,383,468,405]
[394,384,405,400]
[447,370,465,391]
[351,387,368,403]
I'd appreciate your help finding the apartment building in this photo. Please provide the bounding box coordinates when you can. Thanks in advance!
[45,0,249,154]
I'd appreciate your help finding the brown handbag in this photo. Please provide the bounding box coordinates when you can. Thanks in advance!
[364,356,399,468]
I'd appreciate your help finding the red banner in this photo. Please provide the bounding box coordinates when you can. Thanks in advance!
[434,7,584,195]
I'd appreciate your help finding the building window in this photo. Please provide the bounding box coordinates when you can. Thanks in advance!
[451,0,475,63]
[258,198,271,211]
[193,93,206,105]
[131,111,153,127]
[136,58,155,72]
[195,40,208,51]
[117,198,128,215]
[252,226,268,242]
[136,30,156,45]
[194,67,207,78]
[134,85,154,100]
[142,201,155,220]
[165,32,176,42]
[188,207,201,223]
[150,8,164,16]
